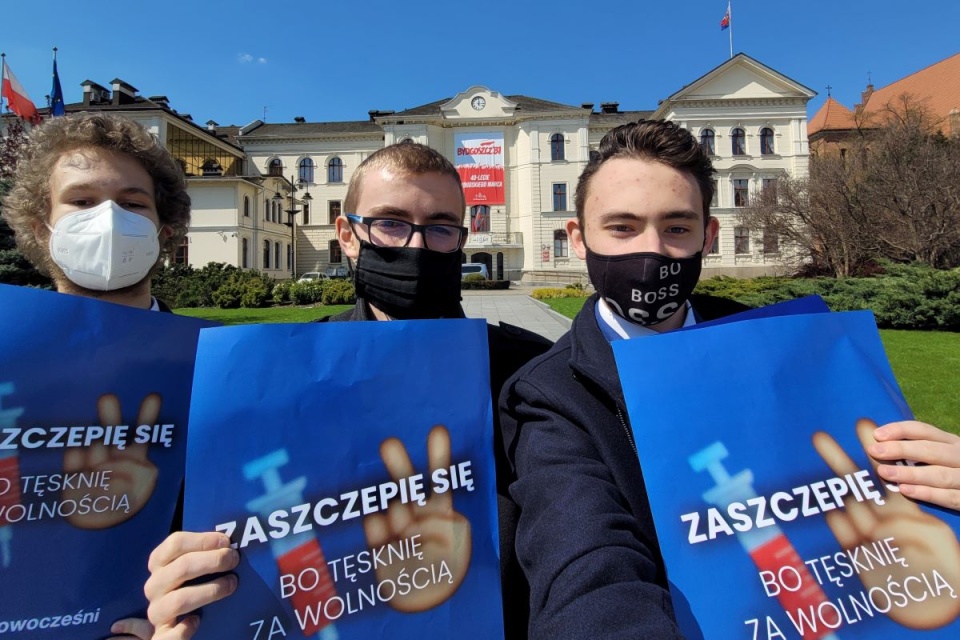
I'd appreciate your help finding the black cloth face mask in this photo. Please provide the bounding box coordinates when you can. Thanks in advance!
[585,247,703,326]
[353,240,463,320]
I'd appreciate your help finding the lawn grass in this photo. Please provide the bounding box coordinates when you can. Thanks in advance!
[544,297,959,433]
[174,305,352,325]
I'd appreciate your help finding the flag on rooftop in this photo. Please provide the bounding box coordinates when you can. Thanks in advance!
[50,48,65,117]
[720,2,731,30]
[1,56,40,124]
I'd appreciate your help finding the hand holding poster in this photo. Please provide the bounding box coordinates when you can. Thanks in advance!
[183,319,503,639]
[0,284,212,638]
[613,310,960,639]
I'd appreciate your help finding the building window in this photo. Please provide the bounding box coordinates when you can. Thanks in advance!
[399,137,413,143]
[734,227,750,254]
[762,178,777,203]
[731,128,746,156]
[287,244,293,270]
[274,242,281,270]
[763,229,779,254]
[708,232,720,255]
[264,198,269,221]
[552,183,567,212]
[329,200,341,224]
[242,238,249,268]
[760,128,775,155]
[700,129,715,155]
[272,201,279,223]
[328,157,343,183]
[710,179,719,208]
[174,238,188,265]
[329,240,342,263]
[299,158,315,184]
[268,158,283,177]
[553,229,568,257]
[302,203,310,225]
[244,196,250,217]
[263,240,271,269]
[470,205,490,232]
[201,159,222,176]
[733,179,749,207]
[550,133,565,162]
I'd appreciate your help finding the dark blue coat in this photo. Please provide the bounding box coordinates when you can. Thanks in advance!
[499,294,749,639]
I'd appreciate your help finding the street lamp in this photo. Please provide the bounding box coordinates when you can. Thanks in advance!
[273,176,312,278]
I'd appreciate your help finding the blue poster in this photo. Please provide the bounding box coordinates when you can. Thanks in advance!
[183,319,503,639]
[0,284,214,638]
[614,310,960,639]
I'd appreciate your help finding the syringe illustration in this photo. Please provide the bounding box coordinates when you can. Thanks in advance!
[245,450,339,640]
[0,382,24,569]
[689,442,839,640]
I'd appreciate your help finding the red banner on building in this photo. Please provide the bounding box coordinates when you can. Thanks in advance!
[455,133,505,205]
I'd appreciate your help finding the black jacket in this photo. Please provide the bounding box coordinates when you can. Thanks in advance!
[499,294,749,640]
[319,298,553,639]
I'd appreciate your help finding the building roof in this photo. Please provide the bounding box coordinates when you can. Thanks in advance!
[588,110,654,126]
[239,120,382,137]
[392,94,583,117]
[808,96,857,136]
[861,52,960,135]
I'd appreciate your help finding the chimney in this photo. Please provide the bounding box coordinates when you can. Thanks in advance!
[581,103,594,112]
[368,109,395,122]
[950,108,960,137]
[110,78,139,105]
[600,102,619,114]
[81,80,110,106]
[859,83,875,108]
[150,95,171,109]
[206,119,219,131]
[294,116,306,123]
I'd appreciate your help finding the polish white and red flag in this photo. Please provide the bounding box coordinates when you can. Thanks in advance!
[2,59,40,124]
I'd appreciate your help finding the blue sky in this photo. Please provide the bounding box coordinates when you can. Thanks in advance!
[2,1,956,127]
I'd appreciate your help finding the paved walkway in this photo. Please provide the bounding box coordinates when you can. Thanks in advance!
[461,287,572,342]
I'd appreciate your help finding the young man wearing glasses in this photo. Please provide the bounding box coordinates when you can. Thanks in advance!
[144,142,550,640]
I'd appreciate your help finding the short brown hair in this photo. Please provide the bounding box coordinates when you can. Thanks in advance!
[344,141,465,218]
[575,119,715,227]
[1,112,191,276]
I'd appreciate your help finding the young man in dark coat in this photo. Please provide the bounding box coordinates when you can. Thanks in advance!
[500,119,960,639]
[144,142,550,640]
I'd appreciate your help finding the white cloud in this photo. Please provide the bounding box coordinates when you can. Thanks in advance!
[258,57,267,64]
[238,53,254,63]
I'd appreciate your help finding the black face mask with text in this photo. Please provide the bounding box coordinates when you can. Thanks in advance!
[353,241,463,320]
[585,247,703,326]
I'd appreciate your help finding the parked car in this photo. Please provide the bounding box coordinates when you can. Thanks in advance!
[324,266,351,279]
[461,263,490,280]
[297,272,324,282]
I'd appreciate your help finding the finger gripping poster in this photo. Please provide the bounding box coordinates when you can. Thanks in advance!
[0,284,212,639]
[613,310,960,640]
[183,319,503,639]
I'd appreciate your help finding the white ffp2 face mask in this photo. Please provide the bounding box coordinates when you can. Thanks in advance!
[47,200,161,291]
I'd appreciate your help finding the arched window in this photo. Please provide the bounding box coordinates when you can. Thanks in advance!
[263,240,271,269]
[700,129,715,155]
[731,128,746,156]
[328,157,343,183]
[553,229,568,258]
[399,137,413,143]
[470,206,490,232]
[242,238,249,268]
[264,198,269,221]
[274,242,281,270]
[201,159,222,176]
[299,158,315,183]
[243,196,250,217]
[550,133,565,162]
[268,158,283,177]
[760,128,775,155]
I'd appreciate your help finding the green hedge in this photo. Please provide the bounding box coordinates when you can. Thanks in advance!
[695,263,960,330]
[462,280,511,290]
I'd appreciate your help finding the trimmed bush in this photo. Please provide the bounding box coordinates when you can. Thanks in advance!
[290,280,325,305]
[321,279,356,305]
[532,287,589,300]
[272,280,293,305]
[461,279,511,290]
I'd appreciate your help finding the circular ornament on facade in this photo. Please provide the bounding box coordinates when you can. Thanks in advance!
[471,96,486,111]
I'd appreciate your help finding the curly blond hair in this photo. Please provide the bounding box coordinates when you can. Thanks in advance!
[1,112,191,276]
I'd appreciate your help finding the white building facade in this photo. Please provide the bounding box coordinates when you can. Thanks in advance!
[235,53,815,281]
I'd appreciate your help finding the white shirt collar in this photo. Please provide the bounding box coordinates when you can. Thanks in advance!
[595,297,696,341]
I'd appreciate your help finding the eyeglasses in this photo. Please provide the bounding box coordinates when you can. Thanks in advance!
[346,214,467,253]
